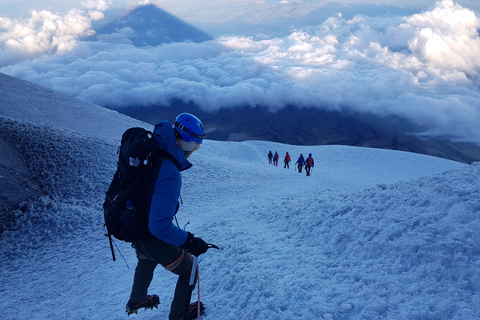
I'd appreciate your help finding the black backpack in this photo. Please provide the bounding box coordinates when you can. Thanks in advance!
[103,127,174,261]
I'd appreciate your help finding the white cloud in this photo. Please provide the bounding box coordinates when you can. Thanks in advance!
[1,0,480,143]
[406,0,480,73]
[0,2,108,65]
[81,0,111,11]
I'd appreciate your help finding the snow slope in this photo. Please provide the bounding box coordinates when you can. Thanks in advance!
[1,73,479,319]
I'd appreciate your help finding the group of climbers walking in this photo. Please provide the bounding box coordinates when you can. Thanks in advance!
[268,151,314,176]
[270,150,279,166]
[294,153,315,176]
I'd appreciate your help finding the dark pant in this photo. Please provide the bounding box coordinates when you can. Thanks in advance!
[130,240,196,320]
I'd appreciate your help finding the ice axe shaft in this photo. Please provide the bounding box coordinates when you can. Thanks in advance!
[189,255,198,286]
[187,255,200,320]
[196,264,200,320]
[188,245,219,320]
[188,244,219,286]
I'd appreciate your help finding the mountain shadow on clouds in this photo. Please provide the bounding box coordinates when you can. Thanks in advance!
[91,4,213,46]
[119,102,480,165]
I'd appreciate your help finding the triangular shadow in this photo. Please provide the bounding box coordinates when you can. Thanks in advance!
[91,4,213,46]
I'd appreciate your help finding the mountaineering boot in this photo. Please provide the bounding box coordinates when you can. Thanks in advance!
[168,301,206,320]
[187,301,206,319]
[126,294,160,315]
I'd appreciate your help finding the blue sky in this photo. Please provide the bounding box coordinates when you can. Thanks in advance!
[1,0,480,144]
[2,0,479,24]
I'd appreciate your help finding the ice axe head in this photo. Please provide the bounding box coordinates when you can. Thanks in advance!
[207,243,219,250]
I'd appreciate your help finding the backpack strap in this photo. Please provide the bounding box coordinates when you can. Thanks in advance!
[150,145,180,170]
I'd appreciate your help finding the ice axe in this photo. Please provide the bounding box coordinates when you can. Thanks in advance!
[188,244,219,319]
[189,243,219,285]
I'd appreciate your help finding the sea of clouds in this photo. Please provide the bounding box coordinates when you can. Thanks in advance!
[1,0,480,144]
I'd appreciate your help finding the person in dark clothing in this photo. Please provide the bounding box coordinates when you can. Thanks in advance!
[284,152,291,168]
[126,113,215,320]
[268,150,273,164]
[305,153,314,176]
[295,154,305,173]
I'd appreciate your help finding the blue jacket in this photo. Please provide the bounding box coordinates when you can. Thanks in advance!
[296,155,305,165]
[147,121,192,246]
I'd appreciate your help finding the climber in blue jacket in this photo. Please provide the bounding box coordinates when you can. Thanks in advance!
[127,113,215,320]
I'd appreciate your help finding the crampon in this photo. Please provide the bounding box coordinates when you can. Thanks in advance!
[126,294,160,315]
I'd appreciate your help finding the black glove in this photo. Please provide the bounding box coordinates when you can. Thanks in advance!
[181,232,208,256]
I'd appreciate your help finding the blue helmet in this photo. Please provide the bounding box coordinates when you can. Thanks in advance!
[173,113,206,144]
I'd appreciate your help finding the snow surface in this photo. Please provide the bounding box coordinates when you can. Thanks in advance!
[1,74,480,319]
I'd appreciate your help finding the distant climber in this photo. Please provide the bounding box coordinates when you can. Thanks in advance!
[284,152,291,169]
[295,154,305,173]
[305,153,314,176]
[273,151,279,166]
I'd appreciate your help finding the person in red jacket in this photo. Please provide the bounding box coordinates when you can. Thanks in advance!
[305,153,314,176]
[284,152,291,168]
